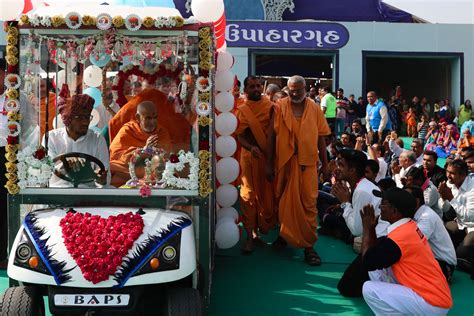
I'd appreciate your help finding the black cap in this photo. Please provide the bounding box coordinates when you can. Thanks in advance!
[372,187,417,218]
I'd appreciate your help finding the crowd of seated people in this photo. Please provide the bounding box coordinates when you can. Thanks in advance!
[309,87,473,310]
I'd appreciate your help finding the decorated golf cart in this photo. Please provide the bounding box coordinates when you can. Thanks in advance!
[1,2,241,315]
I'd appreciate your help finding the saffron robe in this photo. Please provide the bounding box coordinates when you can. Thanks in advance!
[108,88,192,152]
[39,93,57,140]
[236,98,276,233]
[109,120,172,187]
[274,97,331,248]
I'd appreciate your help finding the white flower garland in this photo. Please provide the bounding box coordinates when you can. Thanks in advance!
[162,150,199,190]
[17,146,54,189]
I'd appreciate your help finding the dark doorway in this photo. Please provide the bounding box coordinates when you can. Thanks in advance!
[364,54,463,105]
[250,50,337,91]
[255,54,333,79]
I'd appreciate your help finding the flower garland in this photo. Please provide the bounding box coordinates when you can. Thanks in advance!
[29,30,187,71]
[112,64,183,107]
[196,26,214,198]
[59,211,144,284]
[17,146,54,189]
[198,150,212,197]
[162,150,199,190]
[198,27,214,71]
[21,13,184,31]
[4,22,20,195]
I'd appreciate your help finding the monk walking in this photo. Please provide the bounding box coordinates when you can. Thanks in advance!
[236,76,277,254]
[266,75,331,266]
[109,101,173,187]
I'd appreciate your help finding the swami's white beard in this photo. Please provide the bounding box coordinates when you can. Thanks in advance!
[290,95,306,104]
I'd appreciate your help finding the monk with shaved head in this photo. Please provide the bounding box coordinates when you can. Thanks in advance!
[109,100,172,187]
[266,75,331,266]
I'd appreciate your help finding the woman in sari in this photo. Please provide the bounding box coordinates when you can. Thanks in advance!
[434,124,459,158]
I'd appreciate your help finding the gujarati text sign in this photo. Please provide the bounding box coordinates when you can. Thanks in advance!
[226,21,349,49]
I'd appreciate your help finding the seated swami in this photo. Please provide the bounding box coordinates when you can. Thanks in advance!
[108,88,192,151]
[109,101,173,187]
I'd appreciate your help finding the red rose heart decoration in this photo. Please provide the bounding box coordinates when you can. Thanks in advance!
[60,211,144,284]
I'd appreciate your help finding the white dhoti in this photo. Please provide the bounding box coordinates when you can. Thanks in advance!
[363,269,449,316]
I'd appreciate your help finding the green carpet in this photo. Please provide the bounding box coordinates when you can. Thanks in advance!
[208,230,474,315]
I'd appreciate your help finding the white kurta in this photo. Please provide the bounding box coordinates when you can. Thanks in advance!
[42,128,110,187]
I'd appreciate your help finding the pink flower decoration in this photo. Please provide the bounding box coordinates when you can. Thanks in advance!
[139,185,152,198]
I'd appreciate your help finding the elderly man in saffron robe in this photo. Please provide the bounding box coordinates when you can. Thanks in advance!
[266,75,331,266]
[109,101,173,187]
[236,76,277,254]
[108,88,193,152]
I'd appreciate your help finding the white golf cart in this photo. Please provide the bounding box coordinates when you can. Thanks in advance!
[1,5,216,315]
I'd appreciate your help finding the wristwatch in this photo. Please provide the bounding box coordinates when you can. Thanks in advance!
[340,202,351,209]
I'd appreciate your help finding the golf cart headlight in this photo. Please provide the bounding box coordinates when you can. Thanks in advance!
[162,246,177,261]
[16,243,32,262]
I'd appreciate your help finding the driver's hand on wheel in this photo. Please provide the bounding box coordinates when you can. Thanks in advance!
[95,169,108,185]
[66,157,86,172]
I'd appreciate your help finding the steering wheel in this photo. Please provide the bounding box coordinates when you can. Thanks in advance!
[53,152,106,188]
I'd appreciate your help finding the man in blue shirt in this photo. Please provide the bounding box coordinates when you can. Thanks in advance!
[365,91,391,144]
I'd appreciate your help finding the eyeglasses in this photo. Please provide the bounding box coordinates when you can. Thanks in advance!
[72,115,93,121]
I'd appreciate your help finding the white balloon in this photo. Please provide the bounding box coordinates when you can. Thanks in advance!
[217,207,239,221]
[215,112,237,136]
[216,184,238,207]
[216,157,239,185]
[217,51,234,71]
[89,109,100,127]
[215,70,234,92]
[216,215,235,228]
[215,92,234,113]
[191,0,225,23]
[215,221,240,249]
[57,57,77,70]
[83,65,103,87]
[216,135,237,158]
[0,0,24,20]
[55,70,77,90]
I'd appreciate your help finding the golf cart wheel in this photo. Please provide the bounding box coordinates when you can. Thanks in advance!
[163,288,202,316]
[0,286,44,316]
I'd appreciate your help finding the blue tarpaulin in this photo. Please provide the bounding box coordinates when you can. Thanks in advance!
[282,0,413,22]
[172,0,415,23]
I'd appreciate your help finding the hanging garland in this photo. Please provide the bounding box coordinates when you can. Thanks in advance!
[21,13,184,31]
[111,63,184,107]
[30,30,186,69]
[197,26,214,198]
[4,22,21,195]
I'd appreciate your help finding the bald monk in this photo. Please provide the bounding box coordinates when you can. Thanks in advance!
[266,75,331,266]
[109,88,193,152]
[109,101,173,187]
[236,76,276,254]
